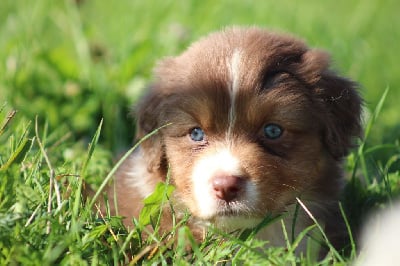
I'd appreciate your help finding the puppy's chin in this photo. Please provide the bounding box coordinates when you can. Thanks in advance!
[203,216,264,231]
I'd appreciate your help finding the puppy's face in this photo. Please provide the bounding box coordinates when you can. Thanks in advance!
[137,27,362,228]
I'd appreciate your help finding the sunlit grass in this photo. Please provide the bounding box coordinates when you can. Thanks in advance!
[0,0,399,264]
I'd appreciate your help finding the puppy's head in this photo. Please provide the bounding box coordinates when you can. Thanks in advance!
[136,27,362,228]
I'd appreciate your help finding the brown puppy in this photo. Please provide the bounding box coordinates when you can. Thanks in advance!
[105,27,362,251]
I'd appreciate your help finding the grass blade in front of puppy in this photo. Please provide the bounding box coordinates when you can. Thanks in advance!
[138,182,175,229]
[239,213,281,241]
[178,226,204,262]
[204,223,270,262]
[284,222,318,258]
[339,202,356,260]
[233,216,302,264]
[133,169,180,263]
[88,123,171,209]
[84,123,171,262]
[296,198,344,263]
[353,86,389,185]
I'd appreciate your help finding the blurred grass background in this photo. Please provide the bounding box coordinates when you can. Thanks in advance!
[0,0,399,264]
[1,0,399,149]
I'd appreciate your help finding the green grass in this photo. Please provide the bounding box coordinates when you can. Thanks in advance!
[1,0,399,264]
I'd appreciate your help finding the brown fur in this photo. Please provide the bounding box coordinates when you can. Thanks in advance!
[100,27,362,252]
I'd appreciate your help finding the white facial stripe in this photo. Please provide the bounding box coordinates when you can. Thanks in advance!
[191,148,241,218]
[227,49,242,137]
[191,148,260,220]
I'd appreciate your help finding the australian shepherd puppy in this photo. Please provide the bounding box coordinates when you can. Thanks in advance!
[102,26,362,252]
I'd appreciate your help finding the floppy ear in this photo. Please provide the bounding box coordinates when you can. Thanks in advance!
[134,57,180,174]
[134,86,167,173]
[297,50,363,160]
[316,71,363,159]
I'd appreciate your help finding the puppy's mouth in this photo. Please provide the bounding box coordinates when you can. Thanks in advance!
[215,207,240,217]
[203,201,265,230]
[212,199,257,218]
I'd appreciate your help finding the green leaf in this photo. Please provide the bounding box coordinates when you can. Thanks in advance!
[138,182,175,227]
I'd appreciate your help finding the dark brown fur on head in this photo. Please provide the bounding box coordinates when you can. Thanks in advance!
[138,27,361,163]
[110,26,362,251]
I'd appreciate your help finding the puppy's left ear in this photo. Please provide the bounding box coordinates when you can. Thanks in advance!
[299,50,363,160]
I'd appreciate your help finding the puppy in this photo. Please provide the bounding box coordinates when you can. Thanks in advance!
[105,27,362,251]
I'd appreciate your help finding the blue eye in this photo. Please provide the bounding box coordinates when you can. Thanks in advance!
[190,127,205,142]
[264,124,283,139]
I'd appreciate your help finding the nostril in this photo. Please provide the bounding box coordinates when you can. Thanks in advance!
[212,175,244,202]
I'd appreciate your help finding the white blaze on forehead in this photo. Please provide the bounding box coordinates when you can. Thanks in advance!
[226,49,242,137]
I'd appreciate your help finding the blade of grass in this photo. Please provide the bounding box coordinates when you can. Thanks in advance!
[69,119,103,244]
[88,123,171,210]
[0,109,17,136]
[355,87,389,184]
[287,223,317,255]
[0,134,33,171]
[382,154,399,199]
[119,226,140,257]
[181,226,204,262]
[364,86,389,140]
[0,102,6,114]
[291,201,300,243]
[339,202,356,259]
[296,198,344,262]
[80,118,103,178]
[35,117,62,234]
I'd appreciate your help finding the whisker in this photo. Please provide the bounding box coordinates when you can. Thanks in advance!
[279,183,300,193]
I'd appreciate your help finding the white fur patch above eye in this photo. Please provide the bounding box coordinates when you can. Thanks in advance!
[226,49,242,137]
[190,148,259,220]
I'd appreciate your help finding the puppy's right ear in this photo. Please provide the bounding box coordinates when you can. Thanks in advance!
[134,86,166,173]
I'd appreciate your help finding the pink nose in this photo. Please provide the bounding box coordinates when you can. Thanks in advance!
[212,175,244,202]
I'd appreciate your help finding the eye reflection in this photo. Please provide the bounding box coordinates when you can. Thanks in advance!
[263,124,283,139]
[190,127,205,142]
